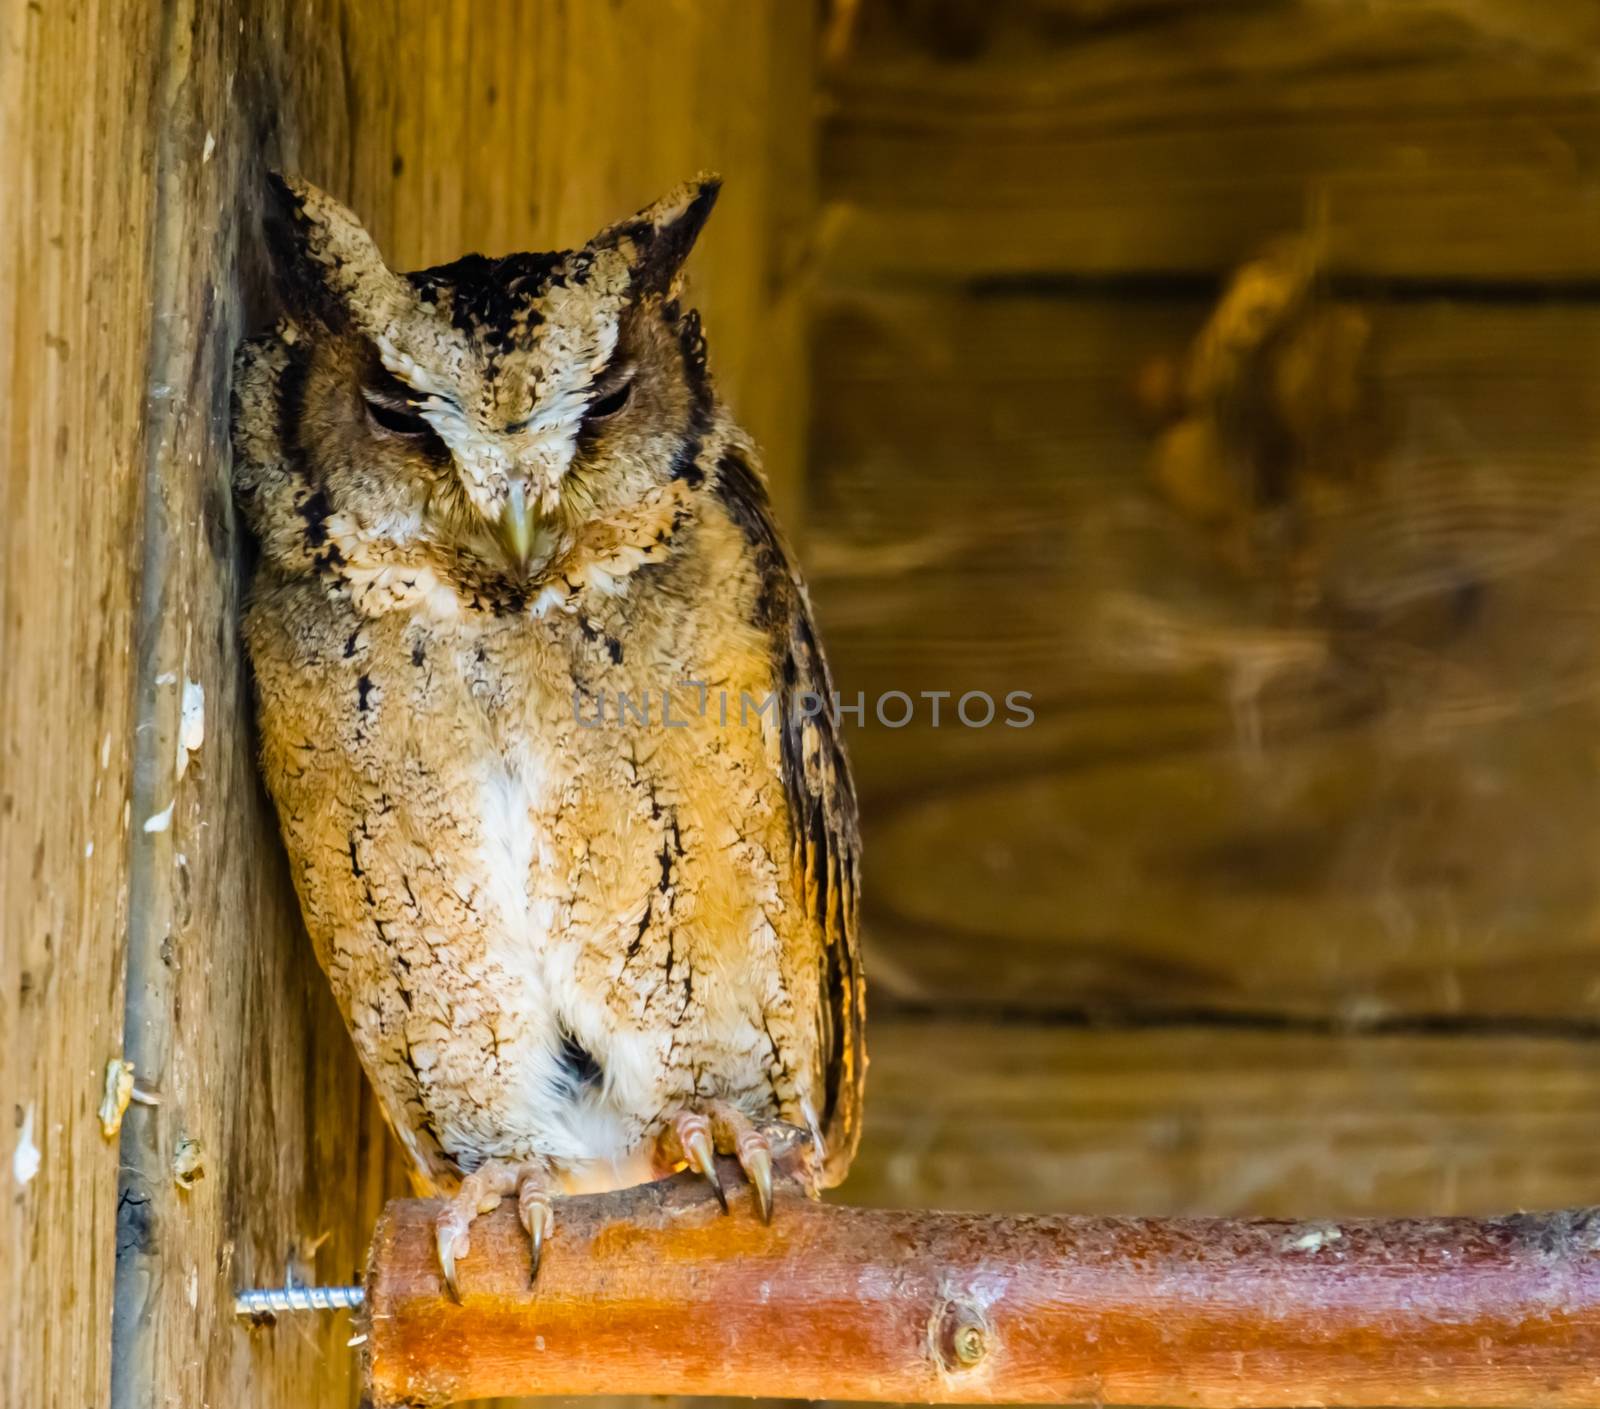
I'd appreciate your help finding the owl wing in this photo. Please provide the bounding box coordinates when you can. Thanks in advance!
[713,449,866,1187]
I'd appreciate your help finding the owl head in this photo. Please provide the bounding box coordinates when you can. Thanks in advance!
[234,173,723,616]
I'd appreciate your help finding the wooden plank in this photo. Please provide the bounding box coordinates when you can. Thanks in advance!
[806,288,1600,1019]
[822,0,1600,281]
[849,1021,1600,1219]
[809,288,1600,783]
[0,4,162,1409]
[97,3,818,1409]
[861,716,1600,1021]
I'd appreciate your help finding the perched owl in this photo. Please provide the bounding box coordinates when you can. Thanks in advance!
[233,173,864,1294]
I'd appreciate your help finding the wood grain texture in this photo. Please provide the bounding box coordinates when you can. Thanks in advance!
[823,0,1600,282]
[850,1021,1600,1219]
[364,1186,1600,1408]
[808,287,1600,1020]
[0,5,161,1409]
[78,4,819,1409]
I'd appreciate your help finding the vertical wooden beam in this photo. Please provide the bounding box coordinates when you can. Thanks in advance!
[0,4,162,1409]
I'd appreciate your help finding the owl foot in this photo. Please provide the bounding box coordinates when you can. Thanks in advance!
[434,1158,556,1301]
[657,1102,777,1223]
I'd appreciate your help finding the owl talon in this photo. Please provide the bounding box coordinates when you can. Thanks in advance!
[710,1101,777,1223]
[743,1141,774,1223]
[528,1220,543,1284]
[517,1173,556,1287]
[687,1128,728,1212]
[663,1111,728,1212]
[705,1165,730,1213]
[662,1103,783,1219]
[432,1159,555,1300]
[435,1223,463,1303]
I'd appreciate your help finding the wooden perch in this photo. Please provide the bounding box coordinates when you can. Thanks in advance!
[362,1159,1600,1408]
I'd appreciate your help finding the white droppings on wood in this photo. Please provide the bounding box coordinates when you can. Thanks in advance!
[176,677,204,779]
[143,801,175,833]
[13,1104,40,1186]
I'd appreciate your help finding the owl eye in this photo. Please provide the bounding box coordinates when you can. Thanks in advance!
[587,380,633,420]
[362,386,431,438]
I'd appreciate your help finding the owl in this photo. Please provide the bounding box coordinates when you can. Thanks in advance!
[233,173,865,1295]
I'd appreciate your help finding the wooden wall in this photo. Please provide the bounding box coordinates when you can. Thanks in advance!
[814,0,1600,1223]
[10,0,1600,1404]
[0,5,160,1407]
[1,3,814,1407]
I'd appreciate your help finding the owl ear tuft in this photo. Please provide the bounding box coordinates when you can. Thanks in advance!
[262,173,408,332]
[592,174,722,297]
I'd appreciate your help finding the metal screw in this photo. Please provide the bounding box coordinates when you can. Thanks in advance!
[952,1320,986,1365]
[935,1298,990,1373]
[234,1277,365,1317]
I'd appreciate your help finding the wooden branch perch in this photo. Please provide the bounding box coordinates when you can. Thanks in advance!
[361,1160,1600,1408]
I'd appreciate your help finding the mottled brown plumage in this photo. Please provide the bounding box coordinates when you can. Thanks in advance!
[233,174,863,1287]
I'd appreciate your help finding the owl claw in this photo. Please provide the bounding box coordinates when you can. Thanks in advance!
[527,1219,544,1285]
[705,1165,730,1213]
[436,1224,463,1303]
[743,1142,774,1224]
[684,1127,729,1212]
[517,1176,555,1288]
[663,1103,782,1219]
[713,1102,776,1223]
[433,1159,555,1301]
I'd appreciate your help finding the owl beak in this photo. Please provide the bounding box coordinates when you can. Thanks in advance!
[499,480,538,573]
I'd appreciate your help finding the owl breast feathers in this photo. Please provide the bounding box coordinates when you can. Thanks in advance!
[233,174,864,1199]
